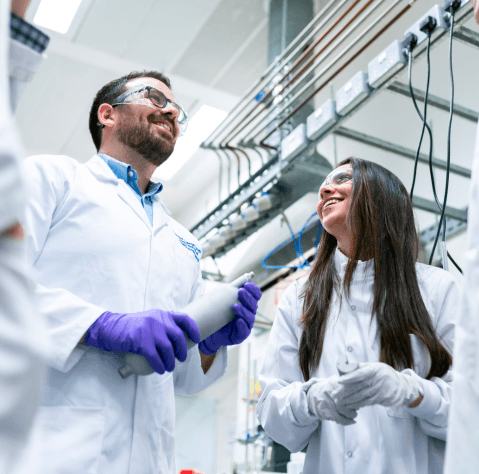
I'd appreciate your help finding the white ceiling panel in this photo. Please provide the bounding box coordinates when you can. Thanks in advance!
[172,0,267,85]
[16,53,113,159]
[73,0,156,56]
[122,0,225,71]
[214,21,268,95]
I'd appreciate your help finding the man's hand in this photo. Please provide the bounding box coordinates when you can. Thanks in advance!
[0,222,24,240]
[11,0,32,19]
[83,309,201,374]
[198,282,262,355]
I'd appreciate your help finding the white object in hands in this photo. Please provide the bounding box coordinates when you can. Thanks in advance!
[306,377,358,425]
[118,272,255,378]
[337,354,359,376]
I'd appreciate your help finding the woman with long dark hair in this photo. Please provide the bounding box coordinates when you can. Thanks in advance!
[257,158,457,473]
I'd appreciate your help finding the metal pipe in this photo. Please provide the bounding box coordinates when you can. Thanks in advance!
[218,147,232,196]
[256,0,362,110]
[230,146,252,177]
[211,148,224,203]
[203,0,345,147]
[256,0,411,145]
[225,0,395,147]
[387,81,479,123]
[334,126,472,178]
[225,146,242,188]
[221,0,380,147]
[242,146,265,166]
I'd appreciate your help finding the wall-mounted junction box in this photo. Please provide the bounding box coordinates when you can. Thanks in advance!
[336,71,371,116]
[403,4,448,53]
[368,40,407,88]
[280,123,308,161]
[306,99,338,141]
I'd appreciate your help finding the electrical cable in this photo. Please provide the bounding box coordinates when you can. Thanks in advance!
[406,19,462,273]
[429,9,460,272]
[261,212,322,270]
[408,41,432,199]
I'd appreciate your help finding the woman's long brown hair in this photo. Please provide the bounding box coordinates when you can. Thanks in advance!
[299,157,452,381]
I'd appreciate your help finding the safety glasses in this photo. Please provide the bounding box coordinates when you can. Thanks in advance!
[319,167,353,191]
[112,85,188,133]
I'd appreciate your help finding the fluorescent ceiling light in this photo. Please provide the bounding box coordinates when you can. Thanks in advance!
[154,104,228,181]
[33,0,83,34]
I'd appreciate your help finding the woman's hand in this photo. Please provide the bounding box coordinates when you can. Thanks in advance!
[334,362,422,409]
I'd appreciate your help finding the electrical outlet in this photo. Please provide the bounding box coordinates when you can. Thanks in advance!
[404,4,448,52]
[280,123,308,161]
[368,40,407,88]
[336,71,371,116]
[306,99,338,141]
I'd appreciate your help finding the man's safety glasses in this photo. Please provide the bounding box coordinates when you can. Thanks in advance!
[112,85,188,133]
[319,168,353,191]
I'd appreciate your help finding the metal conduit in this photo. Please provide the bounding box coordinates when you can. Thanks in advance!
[217,0,361,147]
[220,0,381,147]
[210,148,224,203]
[255,0,410,145]
[203,0,346,146]
[224,147,242,188]
[230,146,252,178]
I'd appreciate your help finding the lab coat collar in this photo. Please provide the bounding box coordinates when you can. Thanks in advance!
[333,247,374,281]
[86,155,121,183]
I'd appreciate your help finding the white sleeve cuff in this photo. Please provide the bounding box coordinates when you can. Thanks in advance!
[404,369,442,417]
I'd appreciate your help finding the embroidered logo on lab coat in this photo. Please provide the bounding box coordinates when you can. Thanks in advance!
[175,233,201,262]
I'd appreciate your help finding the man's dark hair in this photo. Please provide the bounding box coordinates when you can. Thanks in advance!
[88,70,171,151]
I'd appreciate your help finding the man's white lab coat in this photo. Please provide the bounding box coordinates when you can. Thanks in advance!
[22,154,227,474]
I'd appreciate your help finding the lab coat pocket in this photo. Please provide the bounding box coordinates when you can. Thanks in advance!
[173,241,198,306]
[33,406,106,474]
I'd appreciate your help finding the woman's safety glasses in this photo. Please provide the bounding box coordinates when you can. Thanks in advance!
[112,85,188,134]
[319,168,353,191]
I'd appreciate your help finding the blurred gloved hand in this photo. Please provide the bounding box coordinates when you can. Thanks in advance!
[307,376,358,425]
[334,362,421,409]
[83,310,200,374]
[198,282,262,355]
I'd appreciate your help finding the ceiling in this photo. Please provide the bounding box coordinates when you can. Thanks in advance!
[14,0,479,279]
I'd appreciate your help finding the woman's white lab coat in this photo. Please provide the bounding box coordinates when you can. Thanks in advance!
[22,154,227,474]
[257,250,457,474]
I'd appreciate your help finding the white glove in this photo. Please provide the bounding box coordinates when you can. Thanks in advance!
[334,362,421,409]
[307,377,358,426]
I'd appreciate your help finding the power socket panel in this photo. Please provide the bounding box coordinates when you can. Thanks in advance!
[306,99,338,141]
[368,40,407,88]
[404,4,448,53]
[281,123,308,161]
[336,71,371,116]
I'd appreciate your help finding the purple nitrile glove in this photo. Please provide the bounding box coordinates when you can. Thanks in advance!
[198,282,262,355]
[83,309,200,374]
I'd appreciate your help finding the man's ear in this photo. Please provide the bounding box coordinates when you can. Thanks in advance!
[98,103,116,129]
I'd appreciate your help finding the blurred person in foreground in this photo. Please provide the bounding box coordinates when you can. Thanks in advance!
[0,0,49,472]
[257,158,458,473]
[444,0,479,471]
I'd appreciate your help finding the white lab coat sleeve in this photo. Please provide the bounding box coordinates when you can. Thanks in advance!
[23,155,106,372]
[405,271,458,440]
[173,261,227,395]
[256,281,320,453]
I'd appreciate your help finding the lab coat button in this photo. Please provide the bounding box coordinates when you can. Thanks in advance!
[347,451,353,458]
[348,347,353,352]
[350,305,356,310]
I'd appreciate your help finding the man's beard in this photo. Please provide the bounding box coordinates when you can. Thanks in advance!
[117,120,175,167]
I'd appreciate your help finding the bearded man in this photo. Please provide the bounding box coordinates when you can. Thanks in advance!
[22,71,261,474]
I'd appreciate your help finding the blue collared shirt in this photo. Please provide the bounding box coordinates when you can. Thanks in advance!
[99,154,163,226]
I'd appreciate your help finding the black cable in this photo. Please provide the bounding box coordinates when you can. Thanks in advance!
[408,41,432,199]
[407,33,462,273]
[428,11,461,273]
